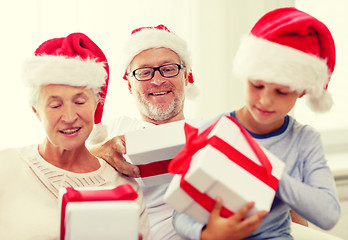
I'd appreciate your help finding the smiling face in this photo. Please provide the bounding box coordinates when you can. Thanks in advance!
[239,79,301,134]
[127,47,188,124]
[33,84,97,151]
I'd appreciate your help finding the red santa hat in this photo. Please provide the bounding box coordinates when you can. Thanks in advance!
[122,24,198,98]
[22,32,109,143]
[233,7,335,112]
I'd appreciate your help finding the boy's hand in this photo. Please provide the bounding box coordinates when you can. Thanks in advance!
[90,135,140,178]
[201,198,268,240]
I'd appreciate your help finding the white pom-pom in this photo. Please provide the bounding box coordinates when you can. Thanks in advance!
[306,91,333,112]
[87,123,108,145]
[185,83,199,100]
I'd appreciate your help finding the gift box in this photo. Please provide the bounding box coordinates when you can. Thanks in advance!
[58,184,139,240]
[125,120,200,187]
[164,115,285,223]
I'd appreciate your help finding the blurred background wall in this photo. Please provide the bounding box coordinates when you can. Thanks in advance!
[0,0,347,238]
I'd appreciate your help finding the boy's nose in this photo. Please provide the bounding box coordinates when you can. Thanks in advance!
[260,91,273,106]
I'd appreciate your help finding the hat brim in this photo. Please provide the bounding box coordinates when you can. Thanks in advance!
[122,28,192,71]
[233,35,333,112]
[23,55,107,90]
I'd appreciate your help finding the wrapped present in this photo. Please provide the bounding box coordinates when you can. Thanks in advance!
[164,115,285,223]
[125,120,188,186]
[59,184,139,240]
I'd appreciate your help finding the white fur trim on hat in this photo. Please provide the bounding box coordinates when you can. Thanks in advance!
[123,28,192,71]
[307,90,333,112]
[22,55,107,89]
[185,82,199,100]
[233,35,333,112]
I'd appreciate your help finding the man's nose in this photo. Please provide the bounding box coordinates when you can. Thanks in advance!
[150,70,166,85]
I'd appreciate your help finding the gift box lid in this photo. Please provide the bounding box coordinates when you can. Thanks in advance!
[125,120,186,164]
[58,184,138,240]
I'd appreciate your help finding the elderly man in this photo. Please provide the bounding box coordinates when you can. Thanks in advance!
[91,25,196,240]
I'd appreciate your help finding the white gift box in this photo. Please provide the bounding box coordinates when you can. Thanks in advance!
[164,116,285,223]
[125,120,200,186]
[58,186,139,240]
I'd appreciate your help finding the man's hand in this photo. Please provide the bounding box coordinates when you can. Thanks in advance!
[201,198,267,240]
[90,135,140,178]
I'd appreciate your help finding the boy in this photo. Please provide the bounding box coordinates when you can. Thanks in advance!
[172,7,340,239]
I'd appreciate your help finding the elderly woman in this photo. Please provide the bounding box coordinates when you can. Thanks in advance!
[0,33,150,240]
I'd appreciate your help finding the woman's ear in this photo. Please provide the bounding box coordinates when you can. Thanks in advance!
[32,106,41,121]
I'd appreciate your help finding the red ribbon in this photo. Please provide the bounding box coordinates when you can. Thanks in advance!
[136,159,171,178]
[168,116,278,218]
[60,184,138,240]
[180,176,235,218]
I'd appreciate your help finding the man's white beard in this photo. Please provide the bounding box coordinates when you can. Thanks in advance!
[134,91,185,121]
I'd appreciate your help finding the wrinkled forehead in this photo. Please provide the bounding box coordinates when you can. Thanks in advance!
[38,84,94,99]
[129,47,181,70]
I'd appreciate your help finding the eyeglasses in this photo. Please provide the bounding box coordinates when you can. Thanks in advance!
[129,63,184,81]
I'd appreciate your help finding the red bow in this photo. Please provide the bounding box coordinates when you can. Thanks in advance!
[168,120,217,174]
[168,116,277,218]
[60,184,138,240]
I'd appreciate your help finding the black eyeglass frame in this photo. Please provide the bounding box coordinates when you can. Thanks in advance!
[129,63,184,81]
